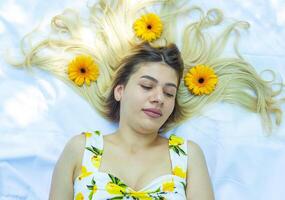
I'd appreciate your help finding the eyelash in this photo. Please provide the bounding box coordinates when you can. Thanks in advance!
[140,85,174,97]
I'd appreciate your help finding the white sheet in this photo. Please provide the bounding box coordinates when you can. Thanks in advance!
[0,0,284,199]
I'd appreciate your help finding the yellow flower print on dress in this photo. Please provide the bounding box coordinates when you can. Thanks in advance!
[129,191,152,199]
[128,187,166,199]
[162,179,175,192]
[104,173,172,199]
[84,132,92,138]
[169,135,184,146]
[85,130,100,138]
[75,192,84,200]
[105,174,127,195]
[172,166,187,179]
[169,134,187,156]
[86,145,103,169]
[87,177,98,200]
[78,166,93,180]
[94,130,101,136]
[91,155,101,168]
[106,182,127,195]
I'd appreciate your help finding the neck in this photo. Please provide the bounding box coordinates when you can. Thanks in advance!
[113,125,160,153]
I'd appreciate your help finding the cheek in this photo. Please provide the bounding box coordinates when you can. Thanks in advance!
[122,89,144,109]
[166,100,175,114]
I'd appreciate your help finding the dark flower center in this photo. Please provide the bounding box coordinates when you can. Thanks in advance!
[80,68,86,73]
[147,24,152,29]
[198,78,204,83]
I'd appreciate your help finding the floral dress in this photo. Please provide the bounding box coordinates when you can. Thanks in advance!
[73,130,188,200]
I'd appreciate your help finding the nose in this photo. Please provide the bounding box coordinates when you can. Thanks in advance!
[150,87,164,104]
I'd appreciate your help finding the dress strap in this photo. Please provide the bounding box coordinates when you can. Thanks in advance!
[81,130,104,172]
[168,134,188,181]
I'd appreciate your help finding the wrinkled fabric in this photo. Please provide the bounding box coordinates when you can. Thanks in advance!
[0,0,284,199]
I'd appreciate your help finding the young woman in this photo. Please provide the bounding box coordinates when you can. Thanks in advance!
[11,0,284,199]
[48,43,214,199]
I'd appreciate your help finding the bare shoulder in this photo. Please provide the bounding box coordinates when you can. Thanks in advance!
[186,140,209,173]
[187,140,204,157]
[186,140,215,200]
[48,133,86,199]
[55,133,86,175]
[66,133,86,155]
[65,133,86,176]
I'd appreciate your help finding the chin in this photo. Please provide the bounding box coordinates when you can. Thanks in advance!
[139,122,161,133]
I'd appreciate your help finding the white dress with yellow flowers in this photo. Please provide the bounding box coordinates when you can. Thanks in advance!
[73,130,188,200]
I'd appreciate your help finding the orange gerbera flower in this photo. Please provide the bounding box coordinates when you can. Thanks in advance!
[184,64,218,95]
[133,13,163,42]
[67,55,99,87]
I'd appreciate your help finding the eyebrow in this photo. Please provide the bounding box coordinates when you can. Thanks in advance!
[140,75,177,89]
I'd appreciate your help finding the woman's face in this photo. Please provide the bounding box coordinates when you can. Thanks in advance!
[114,62,178,134]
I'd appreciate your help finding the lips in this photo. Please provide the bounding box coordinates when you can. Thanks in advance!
[142,108,162,117]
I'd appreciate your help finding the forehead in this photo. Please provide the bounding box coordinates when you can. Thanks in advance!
[131,62,178,82]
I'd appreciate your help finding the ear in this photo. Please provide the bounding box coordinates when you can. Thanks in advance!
[114,84,124,101]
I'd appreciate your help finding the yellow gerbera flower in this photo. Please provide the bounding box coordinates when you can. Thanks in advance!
[162,179,175,192]
[67,55,100,87]
[133,13,163,42]
[75,192,84,200]
[172,166,186,179]
[169,135,184,146]
[78,166,93,180]
[184,64,218,96]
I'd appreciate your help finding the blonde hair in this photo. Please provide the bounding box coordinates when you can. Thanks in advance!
[9,0,285,135]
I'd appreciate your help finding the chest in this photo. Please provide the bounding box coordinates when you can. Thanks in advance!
[98,144,173,191]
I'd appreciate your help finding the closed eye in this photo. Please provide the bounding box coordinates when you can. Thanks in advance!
[166,93,174,97]
[141,85,152,90]
[141,85,175,97]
